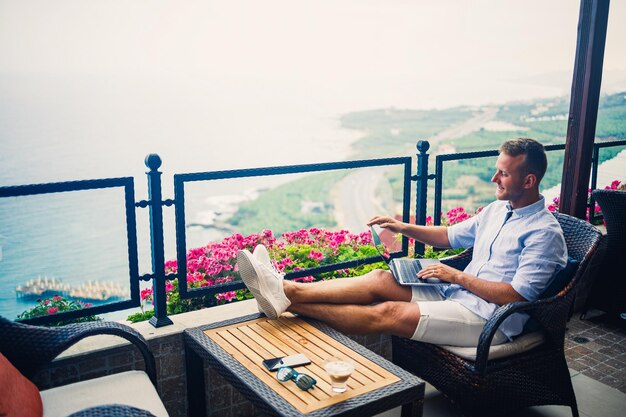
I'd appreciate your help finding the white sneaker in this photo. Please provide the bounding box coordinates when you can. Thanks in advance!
[251,244,284,313]
[253,244,286,278]
[253,244,276,270]
[237,250,291,319]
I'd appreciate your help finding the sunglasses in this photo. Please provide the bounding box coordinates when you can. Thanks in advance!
[276,366,317,391]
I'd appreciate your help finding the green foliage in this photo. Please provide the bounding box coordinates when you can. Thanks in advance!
[17,296,100,326]
[423,246,465,259]
[341,107,474,158]
[126,309,155,323]
[229,171,342,235]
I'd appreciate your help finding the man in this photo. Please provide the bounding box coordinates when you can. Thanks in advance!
[237,138,567,346]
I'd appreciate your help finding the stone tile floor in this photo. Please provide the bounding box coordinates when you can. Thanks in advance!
[564,311,626,393]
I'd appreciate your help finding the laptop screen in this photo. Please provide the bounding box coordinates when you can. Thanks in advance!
[369,226,391,264]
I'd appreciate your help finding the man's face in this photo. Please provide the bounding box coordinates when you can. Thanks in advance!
[491,153,528,204]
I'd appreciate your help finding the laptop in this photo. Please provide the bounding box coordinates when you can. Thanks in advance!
[369,226,447,287]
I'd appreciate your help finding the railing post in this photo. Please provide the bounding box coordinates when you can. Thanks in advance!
[145,154,173,328]
[414,140,430,256]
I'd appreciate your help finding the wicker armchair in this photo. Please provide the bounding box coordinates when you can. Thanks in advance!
[391,212,603,417]
[0,318,163,417]
[586,189,626,318]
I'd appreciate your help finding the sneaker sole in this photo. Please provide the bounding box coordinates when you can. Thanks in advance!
[237,250,279,319]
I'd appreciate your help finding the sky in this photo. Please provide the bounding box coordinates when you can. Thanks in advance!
[1,0,625,111]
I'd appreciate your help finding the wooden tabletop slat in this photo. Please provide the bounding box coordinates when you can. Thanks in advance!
[214,327,332,402]
[272,317,394,383]
[289,317,398,382]
[214,329,323,404]
[246,323,338,393]
[204,315,400,414]
[264,319,372,387]
[237,325,288,358]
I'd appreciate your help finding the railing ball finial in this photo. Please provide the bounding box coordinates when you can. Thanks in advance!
[145,154,162,171]
[416,140,430,153]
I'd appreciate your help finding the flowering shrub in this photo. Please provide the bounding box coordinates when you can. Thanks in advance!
[17,295,99,326]
[547,180,622,225]
[417,206,481,259]
[127,228,386,322]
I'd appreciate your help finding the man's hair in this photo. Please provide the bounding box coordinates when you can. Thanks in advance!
[499,137,548,182]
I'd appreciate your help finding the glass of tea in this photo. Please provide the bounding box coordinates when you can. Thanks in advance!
[323,357,355,393]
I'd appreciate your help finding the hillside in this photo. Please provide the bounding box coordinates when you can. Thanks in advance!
[223,92,626,234]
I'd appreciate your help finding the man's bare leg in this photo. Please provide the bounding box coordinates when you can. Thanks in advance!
[284,269,412,305]
[288,300,421,338]
[281,270,419,337]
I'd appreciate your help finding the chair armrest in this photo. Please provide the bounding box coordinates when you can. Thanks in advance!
[68,404,157,417]
[438,248,473,271]
[473,293,570,374]
[0,317,157,387]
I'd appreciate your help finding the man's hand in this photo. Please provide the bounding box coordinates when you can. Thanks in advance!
[419,264,527,305]
[367,214,452,249]
[367,215,405,234]
[417,263,462,284]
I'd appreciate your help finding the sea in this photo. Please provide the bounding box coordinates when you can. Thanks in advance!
[0,71,574,321]
[0,74,371,320]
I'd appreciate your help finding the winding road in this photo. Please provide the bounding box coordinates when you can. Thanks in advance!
[331,107,498,231]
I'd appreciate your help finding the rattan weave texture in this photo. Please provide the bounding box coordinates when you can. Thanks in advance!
[392,212,603,417]
[67,404,158,417]
[0,317,157,387]
[588,189,626,316]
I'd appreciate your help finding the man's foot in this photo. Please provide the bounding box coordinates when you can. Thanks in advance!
[237,250,291,319]
[251,244,285,313]
[253,244,281,275]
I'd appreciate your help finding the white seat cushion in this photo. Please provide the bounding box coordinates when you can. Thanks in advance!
[440,331,546,361]
[40,370,169,417]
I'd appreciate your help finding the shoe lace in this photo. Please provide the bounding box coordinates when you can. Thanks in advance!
[261,262,286,279]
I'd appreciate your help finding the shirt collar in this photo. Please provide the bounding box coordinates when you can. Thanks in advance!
[506,195,546,217]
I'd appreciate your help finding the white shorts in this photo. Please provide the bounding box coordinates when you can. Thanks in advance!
[410,286,508,347]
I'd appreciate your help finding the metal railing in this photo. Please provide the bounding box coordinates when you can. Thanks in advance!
[173,157,413,305]
[2,138,624,326]
[1,155,414,326]
[418,139,626,226]
[0,177,141,325]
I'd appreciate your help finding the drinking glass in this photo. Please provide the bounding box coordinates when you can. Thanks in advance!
[323,357,355,393]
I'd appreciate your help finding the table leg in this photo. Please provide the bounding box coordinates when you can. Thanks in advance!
[186,344,207,417]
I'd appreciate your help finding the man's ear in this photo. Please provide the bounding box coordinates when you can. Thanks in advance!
[524,173,537,189]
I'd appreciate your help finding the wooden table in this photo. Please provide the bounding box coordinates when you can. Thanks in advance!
[184,313,424,417]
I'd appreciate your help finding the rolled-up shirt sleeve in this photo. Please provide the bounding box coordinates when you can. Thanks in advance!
[510,226,568,301]
[447,208,483,249]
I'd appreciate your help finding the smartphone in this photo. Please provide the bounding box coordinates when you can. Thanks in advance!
[262,353,311,372]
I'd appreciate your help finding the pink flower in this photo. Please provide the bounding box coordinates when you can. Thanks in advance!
[52,295,63,302]
[140,288,153,301]
[607,180,621,190]
[47,307,58,314]
[308,250,324,262]
[43,299,50,305]
[84,303,93,308]
[216,291,237,303]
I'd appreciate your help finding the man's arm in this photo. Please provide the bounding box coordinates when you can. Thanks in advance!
[367,215,452,248]
[417,264,527,305]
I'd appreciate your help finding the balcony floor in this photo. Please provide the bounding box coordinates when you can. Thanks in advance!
[378,311,626,417]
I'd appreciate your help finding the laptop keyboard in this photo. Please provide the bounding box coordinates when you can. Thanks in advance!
[391,258,423,284]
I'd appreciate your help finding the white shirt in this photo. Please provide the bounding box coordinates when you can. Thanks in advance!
[444,196,568,340]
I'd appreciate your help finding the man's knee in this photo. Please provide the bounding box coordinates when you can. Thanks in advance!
[366,269,397,294]
[371,301,420,338]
